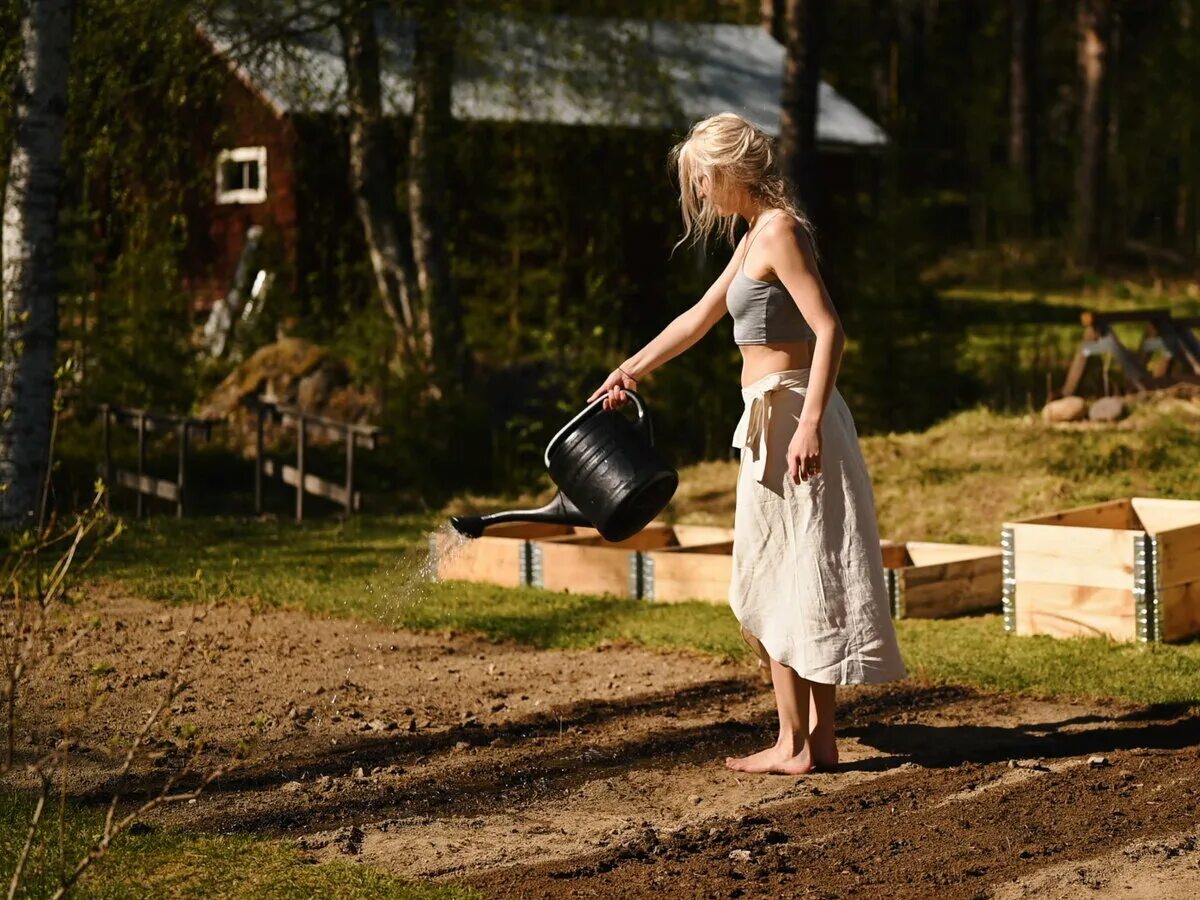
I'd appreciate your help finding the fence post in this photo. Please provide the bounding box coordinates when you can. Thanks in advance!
[344,425,355,515]
[176,420,189,518]
[254,404,265,515]
[101,404,112,511]
[295,413,306,523]
[135,410,146,519]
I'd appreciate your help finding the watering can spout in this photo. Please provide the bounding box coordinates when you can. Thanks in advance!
[449,488,592,539]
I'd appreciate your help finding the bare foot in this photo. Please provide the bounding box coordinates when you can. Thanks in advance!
[724,741,838,775]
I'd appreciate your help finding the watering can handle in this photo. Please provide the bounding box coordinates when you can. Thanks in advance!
[543,389,654,468]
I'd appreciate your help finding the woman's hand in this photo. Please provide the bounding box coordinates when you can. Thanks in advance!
[787,421,822,483]
[586,366,639,411]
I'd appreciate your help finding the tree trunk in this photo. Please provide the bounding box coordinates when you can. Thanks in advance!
[340,0,426,370]
[1074,0,1110,270]
[779,0,826,215]
[1009,0,1039,233]
[409,0,471,392]
[0,0,73,531]
[760,0,785,43]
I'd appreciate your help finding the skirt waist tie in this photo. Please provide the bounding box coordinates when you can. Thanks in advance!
[731,369,811,485]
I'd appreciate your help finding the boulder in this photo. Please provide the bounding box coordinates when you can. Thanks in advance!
[1088,396,1128,422]
[1041,396,1088,423]
[197,338,379,456]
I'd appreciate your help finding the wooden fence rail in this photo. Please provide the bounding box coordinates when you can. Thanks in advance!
[100,405,218,518]
[250,396,380,521]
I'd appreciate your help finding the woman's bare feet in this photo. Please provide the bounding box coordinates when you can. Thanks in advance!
[724,738,838,775]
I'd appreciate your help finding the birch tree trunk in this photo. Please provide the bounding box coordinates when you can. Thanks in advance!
[1,0,73,531]
[779,0,826,215]
[409,0,471,391]
[1074,0,1110,270]
[340,0,427,370]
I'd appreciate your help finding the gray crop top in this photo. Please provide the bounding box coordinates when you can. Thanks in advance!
[726,213,816,345]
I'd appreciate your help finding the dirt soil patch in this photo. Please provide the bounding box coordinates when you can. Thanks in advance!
[13,588,1200,897]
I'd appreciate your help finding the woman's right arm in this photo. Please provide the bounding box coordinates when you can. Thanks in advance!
[588,241,746,408]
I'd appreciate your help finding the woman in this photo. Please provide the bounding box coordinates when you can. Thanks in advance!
[586,112,906,776]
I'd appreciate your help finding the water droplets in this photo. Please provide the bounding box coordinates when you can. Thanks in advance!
[358,520,476,627]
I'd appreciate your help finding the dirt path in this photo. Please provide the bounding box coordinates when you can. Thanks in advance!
[14,589,1200,897]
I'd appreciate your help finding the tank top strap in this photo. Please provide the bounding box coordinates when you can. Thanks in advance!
[740,211,786,275]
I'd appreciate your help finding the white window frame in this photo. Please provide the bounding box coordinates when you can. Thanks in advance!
[216,146,268,205]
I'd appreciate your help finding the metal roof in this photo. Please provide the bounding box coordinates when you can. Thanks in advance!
[201,11,886,147]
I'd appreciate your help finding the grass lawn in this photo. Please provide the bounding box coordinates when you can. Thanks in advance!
[87,386,1200,708]
[88,393,1200,706]
[0,795,478,900]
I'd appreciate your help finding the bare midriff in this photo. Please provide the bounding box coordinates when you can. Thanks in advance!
[738,340,816,388]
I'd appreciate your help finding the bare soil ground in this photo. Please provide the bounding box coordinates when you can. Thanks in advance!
[14,588,1200,898]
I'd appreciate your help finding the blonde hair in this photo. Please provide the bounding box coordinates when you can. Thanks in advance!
[667,112,819,261]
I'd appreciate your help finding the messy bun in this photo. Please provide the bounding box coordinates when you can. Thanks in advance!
[667,112,818,260]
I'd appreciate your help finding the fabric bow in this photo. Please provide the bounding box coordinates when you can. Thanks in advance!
[730,370,810,485]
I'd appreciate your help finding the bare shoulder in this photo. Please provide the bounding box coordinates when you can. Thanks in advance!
[760,211,816,272]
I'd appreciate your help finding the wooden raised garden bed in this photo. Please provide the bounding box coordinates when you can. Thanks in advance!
[429,521,576,588]
[879,541,1003,619]
[1002,497,1200,642]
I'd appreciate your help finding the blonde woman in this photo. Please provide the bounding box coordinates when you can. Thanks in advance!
[587,112,906,775]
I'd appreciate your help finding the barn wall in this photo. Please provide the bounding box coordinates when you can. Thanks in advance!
[183,64,299,312]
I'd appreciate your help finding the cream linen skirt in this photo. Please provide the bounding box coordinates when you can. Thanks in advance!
[728,368,907,685]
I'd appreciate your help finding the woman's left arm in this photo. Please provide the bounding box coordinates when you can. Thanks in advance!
[764,220,845,483]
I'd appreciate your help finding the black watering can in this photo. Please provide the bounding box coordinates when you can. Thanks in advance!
[450,389,678,543]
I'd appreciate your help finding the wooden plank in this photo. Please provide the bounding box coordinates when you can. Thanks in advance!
[478,522,576,539]
[1155,521,1200,588]
[653,540,734,555]
[670,524,735,546]
[535,524,676,551]
[433,533,525,587]
[905,542,1002,566]
[901,555,1003,618]
[264,460,356,509]
[1010,523,1137,589]
[1129,497,1200,534]
[1157,580,1200,643]
[879,541,911,569]
[1012,499,1134,530]
[538,543,636,597]
[1013,581,1135,641]
[107,406,215,437]
[115,469,180,503]
[647,550,733,604]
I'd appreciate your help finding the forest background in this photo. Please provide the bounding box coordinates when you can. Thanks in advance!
[2,0,1198,513]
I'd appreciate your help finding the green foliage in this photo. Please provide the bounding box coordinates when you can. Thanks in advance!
[58,0,230,412]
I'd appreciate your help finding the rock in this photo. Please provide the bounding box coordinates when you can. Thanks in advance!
[689,795,703,805]
[1042,396,1088,423]
[351,766,366,779]
[1089,396,1128,422]
[332,825,365,855]
[729,849,752,861]
[454,741,470,752]
[1088,755,1111,768]
[280,780,304,793]
[296,361,348,412]
[367,719,387,732]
